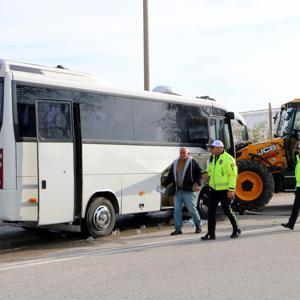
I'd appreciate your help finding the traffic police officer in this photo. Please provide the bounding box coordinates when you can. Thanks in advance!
[201,140,241,240]
[282,144,300,230]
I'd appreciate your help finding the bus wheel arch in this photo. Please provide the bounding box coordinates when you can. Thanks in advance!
[81,191,119,238]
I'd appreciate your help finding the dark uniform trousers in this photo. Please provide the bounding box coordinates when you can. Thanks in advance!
[208,188,239,234]
[289,187,300,226]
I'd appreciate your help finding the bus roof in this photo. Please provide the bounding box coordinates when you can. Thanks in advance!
[0,58,229,111]
[0,58,110,85]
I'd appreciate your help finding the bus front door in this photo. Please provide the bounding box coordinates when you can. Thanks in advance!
[36,100,75,225]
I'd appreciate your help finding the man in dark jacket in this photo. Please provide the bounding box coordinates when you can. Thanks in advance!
[282,145,300,230]
[161,147,202,235]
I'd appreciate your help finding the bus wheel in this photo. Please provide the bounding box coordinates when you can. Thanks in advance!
[197,185,210,219]
[83,197,116,238]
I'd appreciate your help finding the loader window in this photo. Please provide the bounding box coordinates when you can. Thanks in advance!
[293,111,300,131]
[278,108,295,137]
[284,108,296,136]
[277,109,286,137]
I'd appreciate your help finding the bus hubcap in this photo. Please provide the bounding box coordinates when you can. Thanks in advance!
[93,206,111,230]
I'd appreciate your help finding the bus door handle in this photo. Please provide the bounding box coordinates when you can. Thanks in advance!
[41,180,47,189]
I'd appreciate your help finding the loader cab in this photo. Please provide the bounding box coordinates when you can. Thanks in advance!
[277,100,300,168]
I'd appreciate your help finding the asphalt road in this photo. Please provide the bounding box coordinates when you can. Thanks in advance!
[0,193,299,299]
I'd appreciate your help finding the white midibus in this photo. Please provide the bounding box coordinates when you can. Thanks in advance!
[0,59,244,237]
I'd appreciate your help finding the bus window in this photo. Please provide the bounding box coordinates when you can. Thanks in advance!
[232,119,249,144]
[80,95,134,142]
[224,122,232,153]
[209,118,225,142]
[37,102,72,140]
[17,86,37,138]
[180,105,209,144]
[0,78,3,130]
[186,120,209,144]
[133,100,209,144]
[16,85,77,139]
[133,100,178,143]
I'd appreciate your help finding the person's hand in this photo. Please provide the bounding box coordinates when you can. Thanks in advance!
[157,185,166,193]
[227,191,235,199]
[202,173,208,181]
[192,183,201,192]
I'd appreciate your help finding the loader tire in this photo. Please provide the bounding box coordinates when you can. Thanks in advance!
[235,159,274,211]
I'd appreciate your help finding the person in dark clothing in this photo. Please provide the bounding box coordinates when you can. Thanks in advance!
[282,189,300,230]
[161,147,202,235]
[282,146,300,230]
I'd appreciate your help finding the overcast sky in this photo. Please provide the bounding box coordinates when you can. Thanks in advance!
[1,0,300,112]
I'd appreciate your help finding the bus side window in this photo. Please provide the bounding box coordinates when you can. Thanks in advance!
[17,102,37,138]
[37,102,72,140]
[80,96,134,142]
[187,121,209,144]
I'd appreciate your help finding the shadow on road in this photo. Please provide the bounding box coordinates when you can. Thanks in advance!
[0,210,176,255]
[0,204,293,258]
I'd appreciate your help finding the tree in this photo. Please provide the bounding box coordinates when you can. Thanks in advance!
[251,121,268,142]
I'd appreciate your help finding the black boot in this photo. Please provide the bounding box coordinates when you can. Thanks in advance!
[170,230,182,236]
[195,226,202,234]
[231,228,242,238]
[281,223,294,230]
[201,233,216,240]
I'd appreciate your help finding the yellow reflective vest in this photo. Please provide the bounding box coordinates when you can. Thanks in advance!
[207,151,238,191]
[295,155,300,187]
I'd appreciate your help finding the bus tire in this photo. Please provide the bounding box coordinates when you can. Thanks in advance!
[197,185,210,219]
[236,159,274,211]
[83,197,116,238]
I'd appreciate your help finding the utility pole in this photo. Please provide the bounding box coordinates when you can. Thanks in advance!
[268,102,273,139]
[143,0,150,91]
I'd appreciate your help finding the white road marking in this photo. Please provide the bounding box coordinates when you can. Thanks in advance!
[0,225,293,272]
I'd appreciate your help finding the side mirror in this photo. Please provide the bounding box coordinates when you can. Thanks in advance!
[225,111,235,120]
